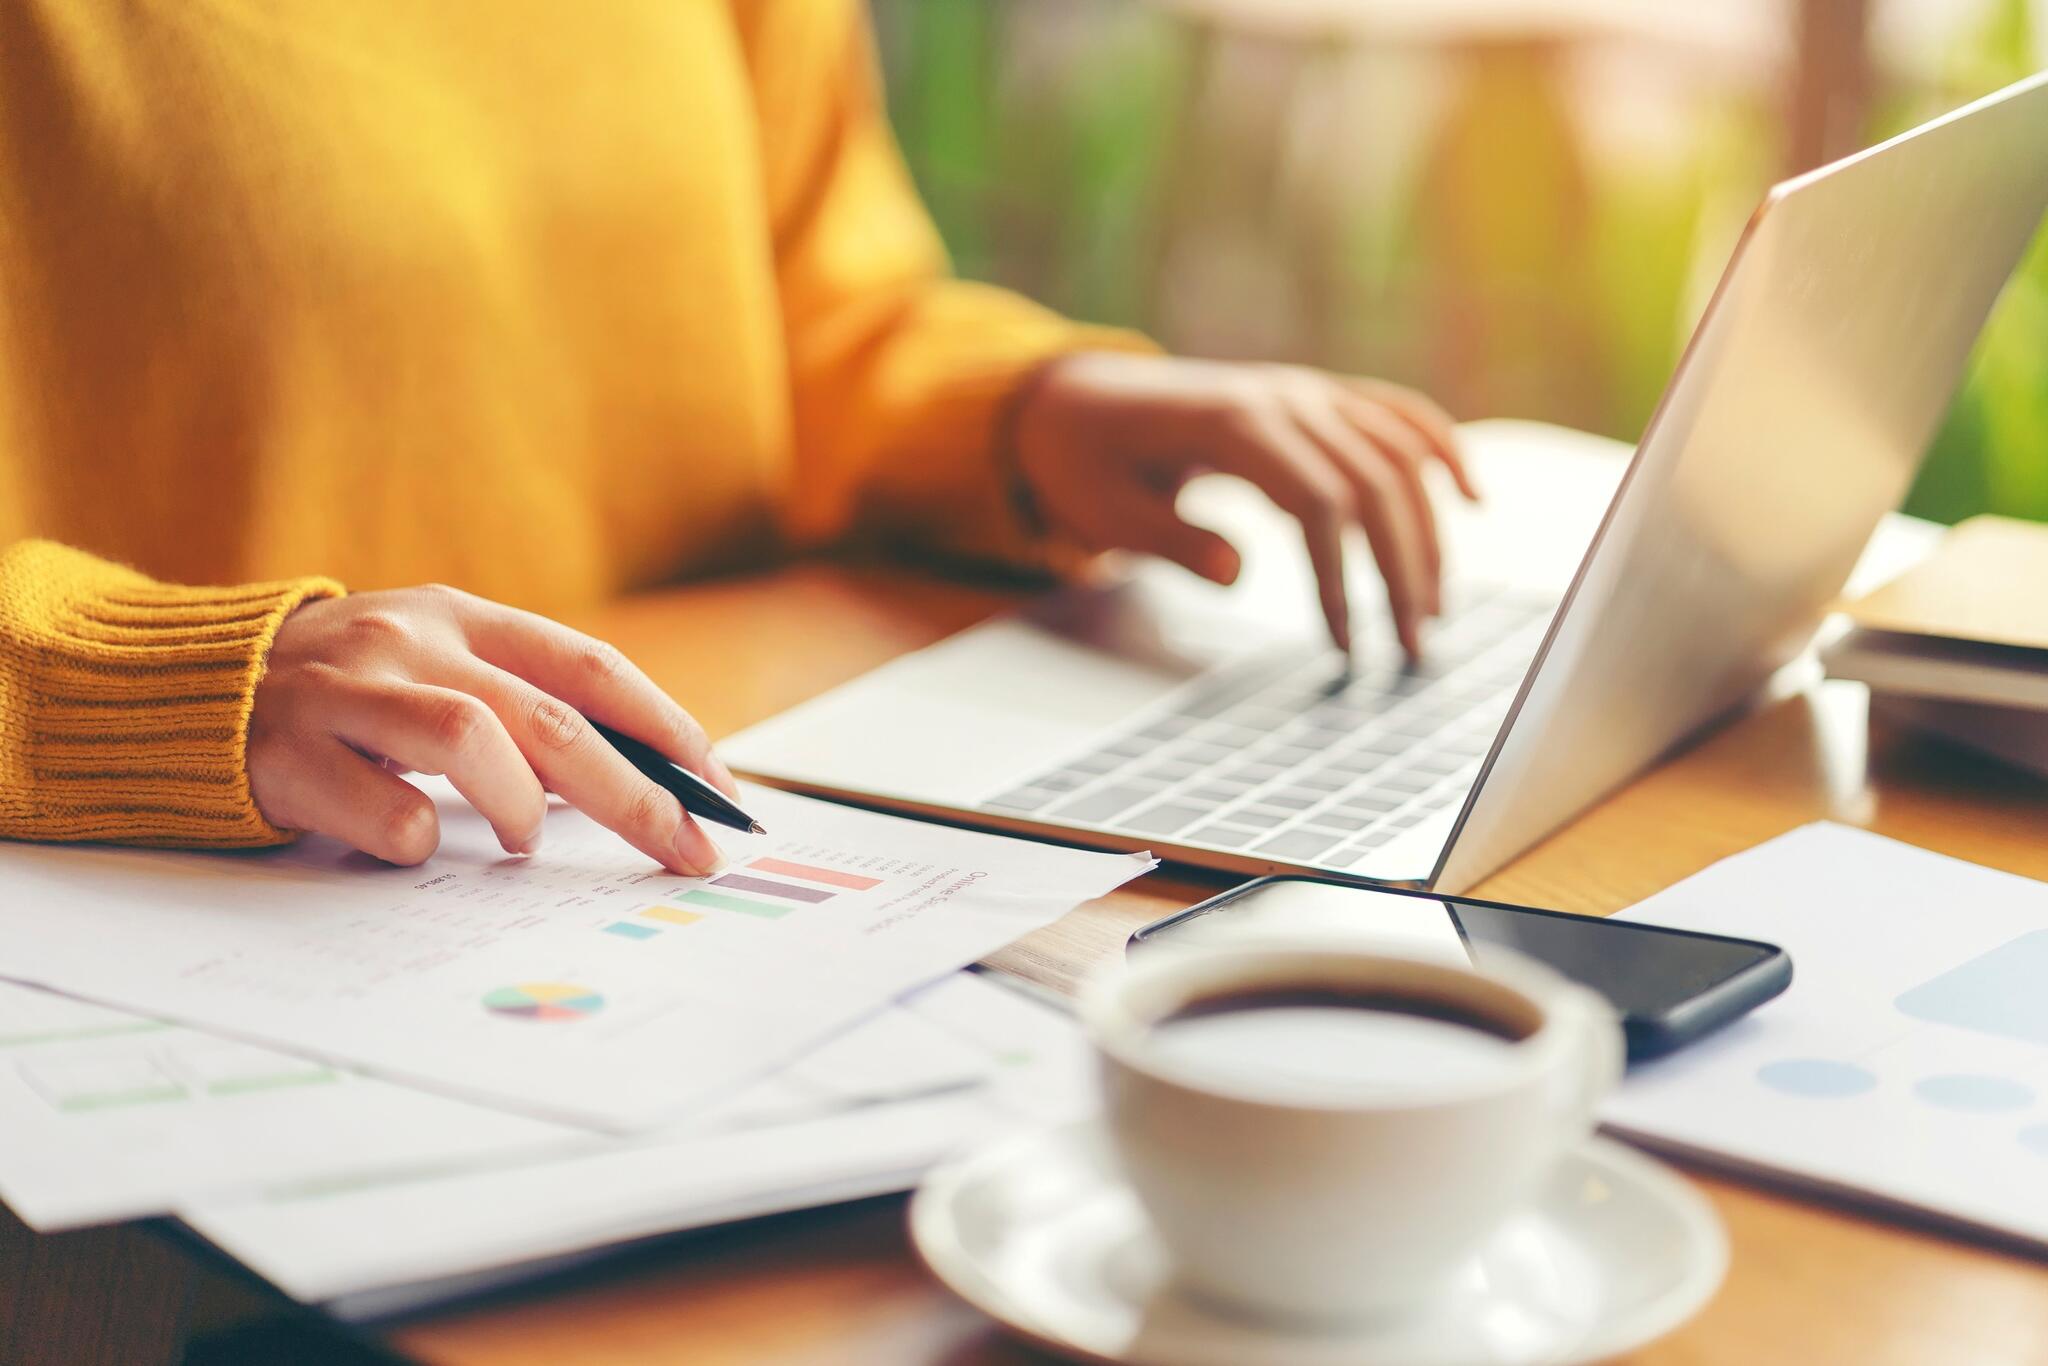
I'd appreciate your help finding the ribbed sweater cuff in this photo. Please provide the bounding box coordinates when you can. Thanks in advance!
[0,542,344,848]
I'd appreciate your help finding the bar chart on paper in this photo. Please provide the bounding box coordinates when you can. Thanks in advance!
[0,778,1154,1130]
[605,856,901,939]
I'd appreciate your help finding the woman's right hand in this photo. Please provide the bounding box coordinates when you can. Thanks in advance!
[248,585,736,873]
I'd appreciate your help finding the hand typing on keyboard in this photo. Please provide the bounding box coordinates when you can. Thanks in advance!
[1007,353,1479,658]
[985,589,1551,869]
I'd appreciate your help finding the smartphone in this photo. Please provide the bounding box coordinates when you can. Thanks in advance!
[1131,877,1790,1062]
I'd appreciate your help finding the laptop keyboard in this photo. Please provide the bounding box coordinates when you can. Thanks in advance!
[980,588,1553,868]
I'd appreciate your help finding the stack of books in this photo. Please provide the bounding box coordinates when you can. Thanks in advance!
[1824,515,2048,779]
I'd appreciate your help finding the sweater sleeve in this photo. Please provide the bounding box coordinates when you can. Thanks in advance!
[0,540,344,848]
[734,0,1157,569]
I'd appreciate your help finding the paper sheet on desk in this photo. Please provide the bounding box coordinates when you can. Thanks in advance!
[0,974,992,1231]
[0,780,1150,1131]
[178,972,1095,1308]
[1602,824,2048,1249]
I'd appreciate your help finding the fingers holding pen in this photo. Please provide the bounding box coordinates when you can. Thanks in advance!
[464,666,727,876]
[249,586,733,874]
[316,675,548,856]
[462,605,740,799]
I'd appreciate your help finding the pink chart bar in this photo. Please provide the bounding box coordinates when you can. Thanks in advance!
[748,857,883,891]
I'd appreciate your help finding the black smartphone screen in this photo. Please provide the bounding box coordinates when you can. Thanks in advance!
[1133,878,1789,1059]
[1443,897,1777,1022]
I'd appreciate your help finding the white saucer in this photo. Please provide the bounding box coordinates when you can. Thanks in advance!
[910,1123,1727,1366]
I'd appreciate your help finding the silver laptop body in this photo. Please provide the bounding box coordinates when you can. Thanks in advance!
[725,73,2048,892]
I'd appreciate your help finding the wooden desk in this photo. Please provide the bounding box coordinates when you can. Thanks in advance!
[21,560,2039,1365]
[355,560,2046,1365]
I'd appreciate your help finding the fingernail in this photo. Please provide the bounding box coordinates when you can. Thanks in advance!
[516,826,543,856]
[674,822,726,877]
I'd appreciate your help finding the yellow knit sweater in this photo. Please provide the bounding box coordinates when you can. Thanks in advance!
[0,1,1138,847]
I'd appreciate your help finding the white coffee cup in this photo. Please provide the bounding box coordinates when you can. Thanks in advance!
[1082,940,1623,1324]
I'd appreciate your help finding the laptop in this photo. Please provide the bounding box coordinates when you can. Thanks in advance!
[725,73,2048,893]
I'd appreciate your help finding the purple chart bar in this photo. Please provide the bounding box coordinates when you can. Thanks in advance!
[710,873,834,904]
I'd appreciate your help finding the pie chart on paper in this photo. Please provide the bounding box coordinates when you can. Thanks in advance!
[482,982,606,1022]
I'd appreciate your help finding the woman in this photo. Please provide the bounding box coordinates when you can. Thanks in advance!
[0,0,1470,874]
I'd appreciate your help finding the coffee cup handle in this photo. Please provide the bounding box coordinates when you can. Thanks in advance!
[1554,987,1625,1133]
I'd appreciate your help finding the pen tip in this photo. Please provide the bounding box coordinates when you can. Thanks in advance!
[749,821,767,835]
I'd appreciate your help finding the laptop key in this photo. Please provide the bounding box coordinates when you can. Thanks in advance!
[1231,807,1294,828]
[1335,796,1403,817]
[1050,784,1155,824]
[984,789,1057,813]
[1302,814,1360,834]
[1123,802,1209,836]
[1188,824,1262,848]
[1173,690,1244,720]
[1204,724,1267,748]
[1255,829,1344,860]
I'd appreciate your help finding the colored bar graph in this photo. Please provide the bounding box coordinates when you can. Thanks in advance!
[639,905,704,927]
[748,856,883,892]
[712,872,832,904]
[679,888,789,919]
[605,921,660,940]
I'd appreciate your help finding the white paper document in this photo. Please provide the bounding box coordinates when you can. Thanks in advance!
[0,782,1149,1130]
[0,972,999,1231]
[0,981,564,1229]
[179,971,1096,1307]
[1603,823,2048,1249]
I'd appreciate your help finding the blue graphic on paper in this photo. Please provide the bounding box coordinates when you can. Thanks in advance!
[1912,1074,2035,1112]
[1756,1058,1878,1099]
[1895,930,2048,1045]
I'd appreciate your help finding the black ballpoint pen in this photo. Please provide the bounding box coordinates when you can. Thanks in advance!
[590,720,766,836]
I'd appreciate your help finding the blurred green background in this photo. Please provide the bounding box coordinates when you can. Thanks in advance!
[874,0,2047,524]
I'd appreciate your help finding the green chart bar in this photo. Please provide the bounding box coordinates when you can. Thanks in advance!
[678,888,790,919]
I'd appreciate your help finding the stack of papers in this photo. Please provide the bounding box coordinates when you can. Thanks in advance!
[1604,824,2048,1250]
[0,780,1144,1307]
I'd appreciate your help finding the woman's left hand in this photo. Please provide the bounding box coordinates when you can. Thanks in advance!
[1009,352,1478,658]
